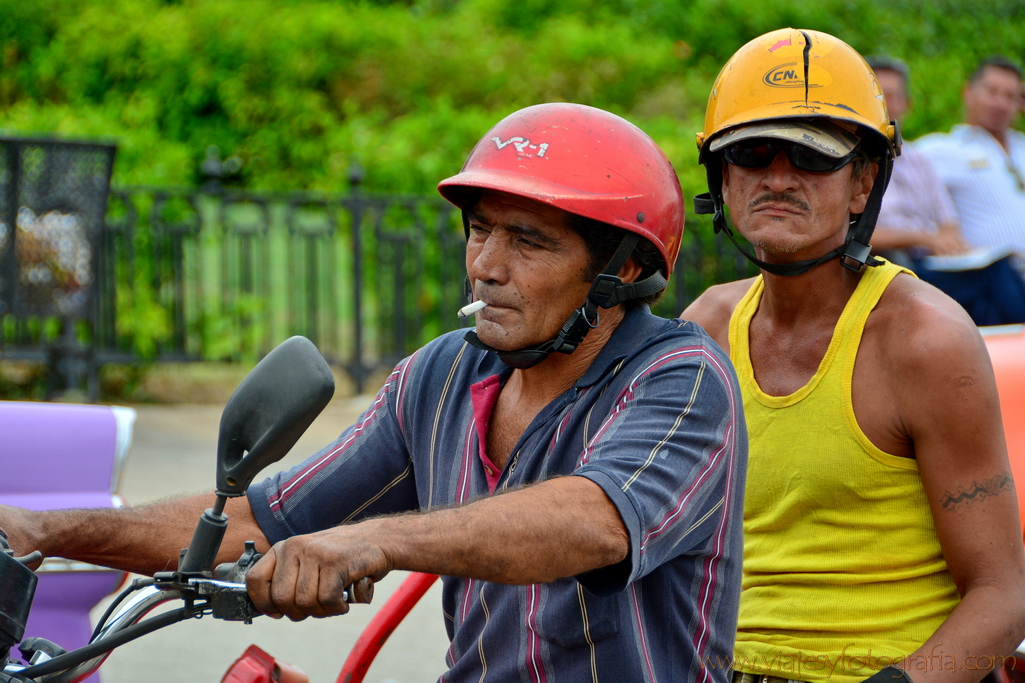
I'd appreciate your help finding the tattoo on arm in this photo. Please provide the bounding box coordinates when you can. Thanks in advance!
[941,473,1014,510]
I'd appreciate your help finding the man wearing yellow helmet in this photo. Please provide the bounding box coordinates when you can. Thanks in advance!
[683,28,1025,683]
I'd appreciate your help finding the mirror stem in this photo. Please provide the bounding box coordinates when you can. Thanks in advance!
[178,494,230,574]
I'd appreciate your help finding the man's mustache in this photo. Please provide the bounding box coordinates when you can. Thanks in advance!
[749,193,811,212]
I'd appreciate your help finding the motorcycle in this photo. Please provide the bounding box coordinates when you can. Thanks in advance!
[0,336,380,683]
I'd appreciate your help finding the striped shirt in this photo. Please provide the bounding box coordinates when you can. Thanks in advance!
[915,125,1025,272]
[249,306,747,683]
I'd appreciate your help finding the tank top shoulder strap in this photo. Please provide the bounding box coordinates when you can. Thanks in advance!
[833,260,915,363]
[727,276,763,383]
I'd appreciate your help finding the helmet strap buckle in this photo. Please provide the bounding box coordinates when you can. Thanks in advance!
[588,273,625,308]
[548,302,600,355]
[840,241,872,273]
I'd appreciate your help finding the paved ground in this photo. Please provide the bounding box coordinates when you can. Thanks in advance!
[93,396,450,683]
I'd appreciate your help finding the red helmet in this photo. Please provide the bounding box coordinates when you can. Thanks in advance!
[437,103,684,275]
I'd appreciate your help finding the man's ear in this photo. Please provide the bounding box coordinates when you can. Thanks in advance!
[848,161,878,214]
[618,255,643,284]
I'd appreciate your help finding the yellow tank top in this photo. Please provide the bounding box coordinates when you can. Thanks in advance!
[729,261,959,683]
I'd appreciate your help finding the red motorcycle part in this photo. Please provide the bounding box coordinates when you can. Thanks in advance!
[221,644,309,683]
[336,572,439,683]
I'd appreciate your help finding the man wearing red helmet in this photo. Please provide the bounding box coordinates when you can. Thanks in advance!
[1,104,747,682]
[683,28,1025,683]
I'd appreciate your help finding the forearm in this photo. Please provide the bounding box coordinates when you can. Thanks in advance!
[872,223,966,256]
[904,580,1025,683]
[247,475,631,620]
[0,494,270,576]
[871,227,935,251]
[373,475,629,584]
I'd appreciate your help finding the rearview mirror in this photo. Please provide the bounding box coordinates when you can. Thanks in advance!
[215,336,335,497]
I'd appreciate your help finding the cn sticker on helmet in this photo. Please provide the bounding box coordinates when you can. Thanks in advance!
[762,63,832,89]
[492,136,549,158]
[763,63,804,88]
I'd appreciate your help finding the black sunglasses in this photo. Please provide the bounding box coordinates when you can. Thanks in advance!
[722,138,859,173]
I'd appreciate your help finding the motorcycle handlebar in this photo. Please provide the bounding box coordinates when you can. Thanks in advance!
[12,585,190,683]
[5,569,374,682]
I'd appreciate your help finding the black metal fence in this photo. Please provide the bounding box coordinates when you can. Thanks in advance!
[99,181,476,393]
[1,138,756,398]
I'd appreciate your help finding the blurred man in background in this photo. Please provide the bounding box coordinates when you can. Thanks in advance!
[916,56,1025,280]
[868,55,968,260]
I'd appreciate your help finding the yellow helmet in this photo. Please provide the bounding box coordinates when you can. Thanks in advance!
[696,27,898,160]
[694,28,900,276]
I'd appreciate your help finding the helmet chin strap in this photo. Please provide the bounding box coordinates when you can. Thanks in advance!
[693,154,891,277]
[463,232,668,369]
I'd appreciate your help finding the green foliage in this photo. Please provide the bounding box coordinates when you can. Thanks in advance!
[200,293,267,362]
[3,0,1022,369]
[115,281,172,358]
[3,0,1021,379]
[0,360,48,400]
[1,0,1024,241]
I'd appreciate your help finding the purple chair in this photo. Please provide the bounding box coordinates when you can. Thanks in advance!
[0,400,135,683]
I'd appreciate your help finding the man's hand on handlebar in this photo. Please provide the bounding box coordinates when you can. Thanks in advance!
[246,524,391,621]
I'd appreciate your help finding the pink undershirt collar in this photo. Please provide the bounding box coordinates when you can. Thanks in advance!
[469,375,504,493]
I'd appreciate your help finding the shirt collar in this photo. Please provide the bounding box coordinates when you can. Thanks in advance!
[574,305,671,389]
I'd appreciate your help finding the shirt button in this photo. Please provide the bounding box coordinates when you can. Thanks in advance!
[485,466,494,475]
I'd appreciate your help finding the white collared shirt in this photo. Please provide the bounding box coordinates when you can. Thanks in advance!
[915,124,1025,272]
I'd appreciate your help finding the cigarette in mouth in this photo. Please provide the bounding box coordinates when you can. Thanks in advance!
[457,300,487,318]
